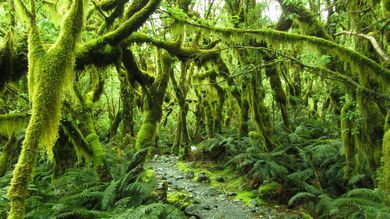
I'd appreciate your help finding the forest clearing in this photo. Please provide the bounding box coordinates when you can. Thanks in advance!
[0,0,390,218]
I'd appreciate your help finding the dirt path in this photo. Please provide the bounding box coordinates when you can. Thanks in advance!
[146,155,302,219]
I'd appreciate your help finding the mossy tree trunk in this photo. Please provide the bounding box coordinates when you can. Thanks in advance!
[170,61,191,156]
[383,129,390,195]
[250,71,274,151]
[210,76,225,135]
[265,61,290,130]
[7,0,84,217]
[134,51,171,152]
[203,92,215,139]
[238,87,250,139]
[118,70,135,140]
[347,0,386,182]
[73,81,105,167]
[340,99,356,180]
[193,89,204,143]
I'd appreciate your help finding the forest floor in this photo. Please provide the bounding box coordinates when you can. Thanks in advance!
[146,155,302,219]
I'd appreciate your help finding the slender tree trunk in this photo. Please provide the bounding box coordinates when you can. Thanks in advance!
[119,75,135,138]
[0,134,15,177]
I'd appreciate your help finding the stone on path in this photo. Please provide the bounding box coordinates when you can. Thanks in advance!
[197,172,210,183]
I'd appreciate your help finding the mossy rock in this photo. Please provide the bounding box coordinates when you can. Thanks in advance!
[167,191,192,209]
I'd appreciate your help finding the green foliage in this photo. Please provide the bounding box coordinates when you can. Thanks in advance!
[0,147,180,218]
[113,202,185,219]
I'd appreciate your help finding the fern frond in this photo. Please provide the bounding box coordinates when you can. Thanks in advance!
[101,179,120,210]
[288,192,316,206]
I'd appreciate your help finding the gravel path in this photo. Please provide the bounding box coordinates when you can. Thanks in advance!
[146,155,302,219]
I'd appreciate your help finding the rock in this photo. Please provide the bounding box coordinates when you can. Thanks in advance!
[175,175,184,180]
[191,146,198,152]
[202,204,211,210]
[193,199,201,204]
[197,172,210,183]
[166,180,173,184]
[189,216,197,219]
[185,204,201,216]
[251,199,258,207]
[186,170,195,179]
[163,157,170,163]
[227,192,237,196]
[208,188,221,196]
[157,182,166,190]
[215,176,225,182]
[251,207,259,213]
[234,200,243,205]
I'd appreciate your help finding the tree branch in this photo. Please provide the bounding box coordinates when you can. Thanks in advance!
[335,31,390,63]
[170,16,390,84]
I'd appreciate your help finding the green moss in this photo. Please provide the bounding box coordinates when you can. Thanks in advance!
[141,168,155,181]
[167,191,191,209]
[258,181,283,200]
[136,121,158,150]
[85,133,104,164]
[0,113,28,136]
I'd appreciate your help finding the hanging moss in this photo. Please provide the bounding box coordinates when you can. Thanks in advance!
[175,19,390,84]
[0,113,28,136]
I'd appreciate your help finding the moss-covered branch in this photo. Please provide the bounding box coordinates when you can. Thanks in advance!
[239,46,390,102]
[126,32,220,61]
[79,0,160,54]
[122,48,155,86]
[173,18,390,84]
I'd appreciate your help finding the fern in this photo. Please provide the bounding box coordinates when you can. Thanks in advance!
[56,207,109,219]
[318,188,390,219]
[113,203,185,219]
[101,179,120,210]
[288,192,316,206]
